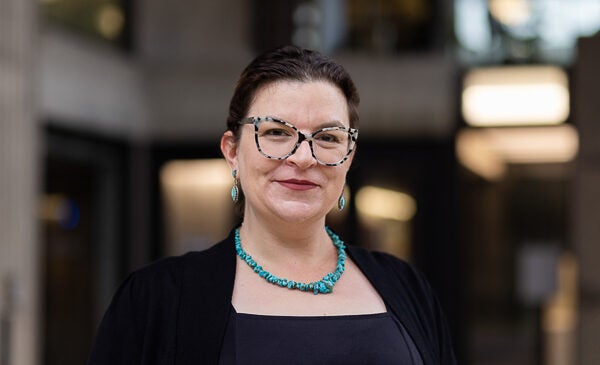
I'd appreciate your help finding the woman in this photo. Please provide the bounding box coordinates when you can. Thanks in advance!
[89,45,456,364]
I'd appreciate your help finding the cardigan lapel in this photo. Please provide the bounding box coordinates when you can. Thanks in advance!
[348,246,437,365]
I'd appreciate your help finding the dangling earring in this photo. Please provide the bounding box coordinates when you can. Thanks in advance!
[231,170,239,203]
[337,191,346,211]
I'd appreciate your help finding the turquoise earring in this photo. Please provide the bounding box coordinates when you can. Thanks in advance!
[231,170,239,202]
[338,192,346,211]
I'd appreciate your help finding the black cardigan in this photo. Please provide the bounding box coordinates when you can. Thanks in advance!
[89,230,456,364]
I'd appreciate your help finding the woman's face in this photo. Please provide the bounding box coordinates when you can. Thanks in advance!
[222,80,354,224]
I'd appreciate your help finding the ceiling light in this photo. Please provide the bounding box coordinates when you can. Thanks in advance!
[462,65,569,127]
[456,130,506,180]
[160,159,231,189]
[457,125,579,180]
[486,125,579,164]
[96,4,124,40]
[488,0,532,27]
[356,186,417,222]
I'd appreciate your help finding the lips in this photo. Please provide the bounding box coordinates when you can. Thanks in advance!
[277,179,319,191]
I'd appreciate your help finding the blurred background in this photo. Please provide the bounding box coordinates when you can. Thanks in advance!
[1,0,600,364]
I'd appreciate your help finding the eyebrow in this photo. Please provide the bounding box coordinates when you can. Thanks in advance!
[269,116,349,130]
[316,120,348,129]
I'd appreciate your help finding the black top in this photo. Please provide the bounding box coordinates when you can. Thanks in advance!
[89,228,456,364]
[218,306,424,365]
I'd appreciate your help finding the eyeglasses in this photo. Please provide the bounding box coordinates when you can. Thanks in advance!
[239,116,358,166]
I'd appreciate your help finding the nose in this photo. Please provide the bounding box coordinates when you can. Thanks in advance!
[286,140,317,168]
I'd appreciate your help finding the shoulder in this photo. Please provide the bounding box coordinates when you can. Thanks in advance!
[348,245,440,313]
[347,245,425,286]
[89,237,236,363]
[348,245,457,363]
[125,238,233,293]
[96,238,234,334]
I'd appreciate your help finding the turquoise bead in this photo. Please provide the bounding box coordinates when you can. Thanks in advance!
[234,226,347,295]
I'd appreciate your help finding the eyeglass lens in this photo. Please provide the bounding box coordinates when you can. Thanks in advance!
[256,120,352,165]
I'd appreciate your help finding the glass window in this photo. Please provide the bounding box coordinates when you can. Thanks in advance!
[345,0,439,52]
[454,0,600,64]
[252,0,441,54]
[41,0,131,48]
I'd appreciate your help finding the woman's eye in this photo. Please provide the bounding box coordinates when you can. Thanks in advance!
[263,128,293,137]
[316,133,340,143]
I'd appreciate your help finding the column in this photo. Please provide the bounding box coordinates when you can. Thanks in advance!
[572,34,600,365]
[0,0,40,364]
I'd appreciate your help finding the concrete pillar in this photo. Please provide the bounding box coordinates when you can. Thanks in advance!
[572,34,600,365]
[0,0,40,364]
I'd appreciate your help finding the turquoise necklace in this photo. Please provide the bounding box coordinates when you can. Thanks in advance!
[234,226,347,295]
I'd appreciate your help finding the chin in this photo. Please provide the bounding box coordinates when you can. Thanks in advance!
[271,200,328,223]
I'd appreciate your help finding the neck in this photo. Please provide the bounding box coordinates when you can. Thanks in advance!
[238,211,333,265]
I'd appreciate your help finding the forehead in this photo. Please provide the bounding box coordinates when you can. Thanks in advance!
[247,80,350,128]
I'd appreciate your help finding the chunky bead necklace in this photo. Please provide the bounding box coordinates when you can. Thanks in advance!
[234,226,347,295]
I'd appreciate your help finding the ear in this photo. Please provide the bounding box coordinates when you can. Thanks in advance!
[220,131,238,170]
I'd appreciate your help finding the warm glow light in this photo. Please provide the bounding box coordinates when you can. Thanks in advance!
[487,125,579,163]
[39,194,80,229]
[96,4,124,40]
[462,66,569,127]
[543,252,579,334]
[457,125,579,180]
[489,0,532,27]
[161,159,231,189]
[456,130,506,180]
[356,186,416,222]
[39,194,66,222]
[160,159,233,255]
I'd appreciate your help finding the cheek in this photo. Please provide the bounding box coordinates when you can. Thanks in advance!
[236,135,261,170]
[325,168,348,193]
[237,150,275,190]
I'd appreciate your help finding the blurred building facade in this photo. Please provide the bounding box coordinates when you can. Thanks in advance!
[1,0,600,364]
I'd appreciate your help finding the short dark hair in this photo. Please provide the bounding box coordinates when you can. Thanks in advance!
[226,45,360,138]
